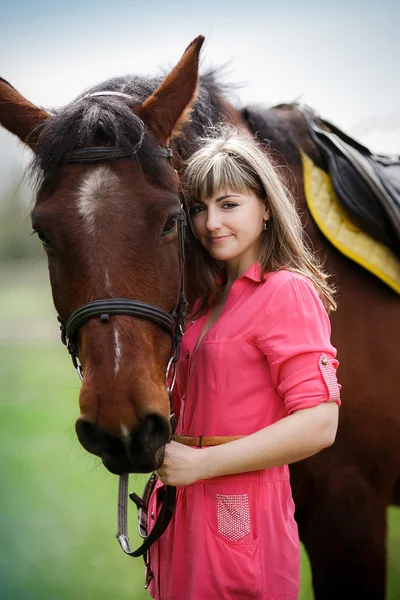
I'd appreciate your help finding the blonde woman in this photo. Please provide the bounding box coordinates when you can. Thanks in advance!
[149,129,340,600]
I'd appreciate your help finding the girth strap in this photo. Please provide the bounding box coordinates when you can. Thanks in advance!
[173,434,244,448]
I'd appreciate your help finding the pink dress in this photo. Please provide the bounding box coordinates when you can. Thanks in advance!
[148,264,341,600]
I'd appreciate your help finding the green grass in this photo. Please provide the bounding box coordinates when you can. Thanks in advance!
[1,261,400,599]
[0,344,150,600]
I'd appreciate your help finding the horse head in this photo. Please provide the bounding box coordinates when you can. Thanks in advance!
[0,36,204,474]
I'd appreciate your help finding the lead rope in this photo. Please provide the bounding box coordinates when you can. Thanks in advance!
[116,473,131,554]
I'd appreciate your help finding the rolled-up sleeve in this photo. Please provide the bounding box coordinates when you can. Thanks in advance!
[255,274,341,415]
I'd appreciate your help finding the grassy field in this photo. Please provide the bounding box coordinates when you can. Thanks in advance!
[1,260,399,599]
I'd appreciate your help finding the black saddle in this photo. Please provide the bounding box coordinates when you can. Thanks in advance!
[302,106,400,258]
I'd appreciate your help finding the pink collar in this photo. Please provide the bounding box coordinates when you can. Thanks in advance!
[216,261,264,285]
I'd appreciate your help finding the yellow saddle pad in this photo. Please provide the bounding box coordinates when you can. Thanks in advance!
[302,151,400,295]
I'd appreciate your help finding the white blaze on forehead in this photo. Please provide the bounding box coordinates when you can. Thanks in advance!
[114,326,122,376]
[77,166,120,232]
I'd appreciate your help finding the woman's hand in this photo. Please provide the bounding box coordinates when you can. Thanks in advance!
[156,441,204,486]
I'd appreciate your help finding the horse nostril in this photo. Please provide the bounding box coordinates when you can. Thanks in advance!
[132,413,171,454]
[75,418,103,457]
[144,413,171,445]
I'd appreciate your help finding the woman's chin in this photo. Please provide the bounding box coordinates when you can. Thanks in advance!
[208,245,235,260]
[211,249,239,262]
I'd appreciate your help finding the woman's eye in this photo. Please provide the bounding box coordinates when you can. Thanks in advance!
[34,230,52,247]
[162,216,178,236]
[190,206,205,216]
[222,202,238,209]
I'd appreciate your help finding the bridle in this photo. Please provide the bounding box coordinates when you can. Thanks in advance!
[57,205,187,409]
[55,91,190,563]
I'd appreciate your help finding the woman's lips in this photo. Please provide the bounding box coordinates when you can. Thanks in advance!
[208,235,232,244]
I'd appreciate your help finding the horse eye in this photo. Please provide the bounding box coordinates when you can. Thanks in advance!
[34,230,52,248]
[162,216,178,236]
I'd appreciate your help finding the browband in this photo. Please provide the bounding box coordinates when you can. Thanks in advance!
[67,146,173,164]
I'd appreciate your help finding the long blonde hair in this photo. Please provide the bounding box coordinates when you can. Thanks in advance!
[182,127,336,314]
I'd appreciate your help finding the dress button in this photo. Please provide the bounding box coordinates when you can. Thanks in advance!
[321,357,328,365]
[151,512,155,520]
[186,351,190,359]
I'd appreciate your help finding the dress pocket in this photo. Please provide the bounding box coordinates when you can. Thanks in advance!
[203,480,259,545]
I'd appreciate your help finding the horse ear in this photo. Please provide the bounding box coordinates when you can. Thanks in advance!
[0,77,50,150]
[137,36,205,144]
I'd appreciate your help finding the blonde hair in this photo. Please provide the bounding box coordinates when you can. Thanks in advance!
[182,127,336,313]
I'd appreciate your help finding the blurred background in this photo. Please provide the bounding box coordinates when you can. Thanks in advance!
[1,0,399,598]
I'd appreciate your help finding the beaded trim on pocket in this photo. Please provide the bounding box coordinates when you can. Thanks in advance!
[216,494,251,541]
[319,354,340,401]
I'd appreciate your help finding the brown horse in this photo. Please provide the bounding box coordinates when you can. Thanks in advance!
[0,37,399,599]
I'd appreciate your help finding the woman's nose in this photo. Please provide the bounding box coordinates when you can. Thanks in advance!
[206,209,222,231]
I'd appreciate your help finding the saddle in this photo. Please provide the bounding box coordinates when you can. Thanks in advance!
[302,106,400,258]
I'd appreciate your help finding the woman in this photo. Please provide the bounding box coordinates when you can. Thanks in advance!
[148,129,340,600]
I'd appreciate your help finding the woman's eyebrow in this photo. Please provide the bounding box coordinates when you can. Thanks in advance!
[215,194,240,203]
[193,194,240,206]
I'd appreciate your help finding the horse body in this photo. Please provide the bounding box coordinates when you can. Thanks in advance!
[0,37,399,598]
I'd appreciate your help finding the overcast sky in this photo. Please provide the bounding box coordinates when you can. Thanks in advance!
[1,0,399,200]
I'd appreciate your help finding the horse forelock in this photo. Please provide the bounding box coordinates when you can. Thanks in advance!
[31,100,166,193]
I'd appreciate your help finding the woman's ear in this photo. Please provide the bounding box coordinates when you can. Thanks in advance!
[263,206,271,222]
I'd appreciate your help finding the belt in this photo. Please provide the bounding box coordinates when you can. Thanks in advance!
[172,434,243,448]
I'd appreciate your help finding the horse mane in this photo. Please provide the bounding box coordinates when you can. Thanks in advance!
[241,102,305,167]
[31,70,227,191]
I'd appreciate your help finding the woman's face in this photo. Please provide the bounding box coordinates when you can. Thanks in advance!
[191,188,269,265]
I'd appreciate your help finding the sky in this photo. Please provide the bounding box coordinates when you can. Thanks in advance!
[0,0,399,201]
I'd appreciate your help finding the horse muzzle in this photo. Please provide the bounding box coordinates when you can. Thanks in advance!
[75,413,170,474]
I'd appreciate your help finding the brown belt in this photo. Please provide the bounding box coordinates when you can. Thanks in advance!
[172,434,243,448]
